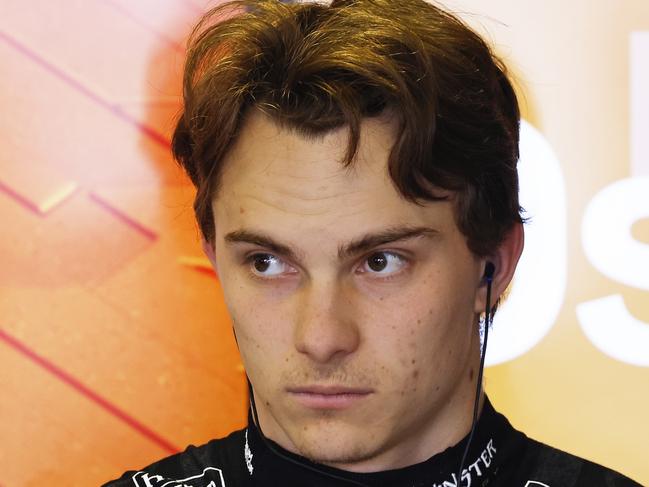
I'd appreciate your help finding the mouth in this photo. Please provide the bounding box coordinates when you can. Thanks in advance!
[286,385,374,410]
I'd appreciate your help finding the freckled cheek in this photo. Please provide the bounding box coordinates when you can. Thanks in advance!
[395,356,421,399]
[387,310,452,393]
[227,292,295,380]
[378,321,422,396]
[234,308,293,351]
[392,339,455,407]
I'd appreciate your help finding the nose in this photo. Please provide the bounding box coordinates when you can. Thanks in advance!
[294,279,360,364]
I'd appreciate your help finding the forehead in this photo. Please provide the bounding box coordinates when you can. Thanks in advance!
[212,110,456,244]
[220,110,395,197]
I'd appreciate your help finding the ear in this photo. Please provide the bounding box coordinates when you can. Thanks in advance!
[201,236,218,270]
[474,222,524,313]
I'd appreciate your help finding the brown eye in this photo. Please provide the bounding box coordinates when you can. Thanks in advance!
[361,252,407,276]
[249,253,292,278]
[367,253,388,272]
[253,254,272,273]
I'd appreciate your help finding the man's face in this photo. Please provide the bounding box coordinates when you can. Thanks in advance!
[210,111,486,472]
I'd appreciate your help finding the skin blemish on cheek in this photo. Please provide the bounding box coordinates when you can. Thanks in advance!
[239,206,245,214]
[413,369,419,379]
[469,368,474,381]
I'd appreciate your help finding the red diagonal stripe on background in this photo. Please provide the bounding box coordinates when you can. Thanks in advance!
[0,179,42,214]
[0,30,171,149]
[0,328,179,455]
[89,192,159,241]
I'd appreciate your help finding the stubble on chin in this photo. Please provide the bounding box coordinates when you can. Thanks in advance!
[270,363,398,467]
[290,419,383,468]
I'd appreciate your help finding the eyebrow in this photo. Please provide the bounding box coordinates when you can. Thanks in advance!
[338,225,438,260]
[223,225,438,262]
[224,230,303,262]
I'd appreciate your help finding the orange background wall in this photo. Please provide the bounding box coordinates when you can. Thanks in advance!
[0,1,647,485]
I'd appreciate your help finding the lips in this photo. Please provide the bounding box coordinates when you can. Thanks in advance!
[286,385,374,410]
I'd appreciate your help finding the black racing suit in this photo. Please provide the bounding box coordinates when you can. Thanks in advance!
[103,396,642,486]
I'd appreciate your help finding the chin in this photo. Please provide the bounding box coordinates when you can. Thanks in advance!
[290,420,381,468]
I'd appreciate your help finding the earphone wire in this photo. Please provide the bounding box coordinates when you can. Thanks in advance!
[455,266,494,484]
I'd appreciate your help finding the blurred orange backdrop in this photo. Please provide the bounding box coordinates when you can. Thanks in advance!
[0,1,647,485]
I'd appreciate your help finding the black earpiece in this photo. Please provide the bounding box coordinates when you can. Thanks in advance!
[483,261,496,281]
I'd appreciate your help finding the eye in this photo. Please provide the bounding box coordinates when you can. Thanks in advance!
[249,253,292,278]
[359,251,407,276]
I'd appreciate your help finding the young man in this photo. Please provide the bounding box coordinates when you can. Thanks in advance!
[106,0,640,485]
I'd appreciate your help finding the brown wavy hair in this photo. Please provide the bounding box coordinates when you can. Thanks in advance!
[172,0,523,256]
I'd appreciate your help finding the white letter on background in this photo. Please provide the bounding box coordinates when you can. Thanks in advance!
[486,120,567,366]
[576,32,649,367]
